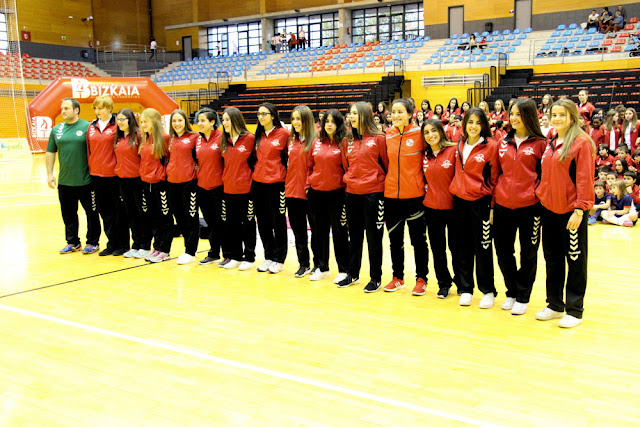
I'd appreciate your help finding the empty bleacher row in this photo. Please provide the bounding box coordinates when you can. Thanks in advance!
[536,20,639,57]
[0,53,100,79]
[155,53,271,82]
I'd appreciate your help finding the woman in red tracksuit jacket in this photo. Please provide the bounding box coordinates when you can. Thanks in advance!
[620,108,639,152]
[383,98,429,294]
[307,109,349,283]
[253,103,290,274]
[421,119,459,299]
[535,98,595,328]
[441,97,461,124]
[493,99,548,316]
[195,108,225,265]
[603,110,621,152]
[87,95,130,256]
[490,99,508,126]
[339,101,388,292]
[219,107,257,271]
[286,105,317,278]
[166,109,201,265]
[449,107,499,308]
[138,108,173,263]
[114,108,151,259]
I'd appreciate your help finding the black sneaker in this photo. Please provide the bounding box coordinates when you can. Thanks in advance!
[199,256,220,265]
[218,258,231,268]
[437,287,450,299]
[364,280,382,293]
[99,248,114,257]
[337,274,359,288]
[112,248,127,256]
[294,266,311,278]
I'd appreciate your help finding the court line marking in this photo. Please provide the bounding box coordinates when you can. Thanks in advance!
[0,303,501,427]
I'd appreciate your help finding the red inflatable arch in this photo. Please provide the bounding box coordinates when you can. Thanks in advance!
[28,77,178,152]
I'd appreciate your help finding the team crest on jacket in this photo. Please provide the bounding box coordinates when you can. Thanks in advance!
[474,153,485,163]
[442,160,452,169]
[332,149,341,155]
[211,143,219,150]
[105,129,113,135]
[405,138,414,147]
[271,139,280,147]
[523,147,535,156]
[366,139,375,147]
[75,130,83,136]
[237,145,247,152]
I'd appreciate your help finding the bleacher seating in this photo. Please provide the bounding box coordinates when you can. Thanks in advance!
[155,52,270,82]
[0,53,99,80]
[430,27,531,64]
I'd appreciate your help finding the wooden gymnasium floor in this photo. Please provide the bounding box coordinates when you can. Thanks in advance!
[0,154,639,427]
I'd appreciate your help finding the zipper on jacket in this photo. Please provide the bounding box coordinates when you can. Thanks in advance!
[397,129,403,199]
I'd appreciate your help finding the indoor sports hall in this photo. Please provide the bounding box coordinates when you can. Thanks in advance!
[1,0,639,425]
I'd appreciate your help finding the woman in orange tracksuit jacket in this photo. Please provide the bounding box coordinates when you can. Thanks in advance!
[383,98,429,295]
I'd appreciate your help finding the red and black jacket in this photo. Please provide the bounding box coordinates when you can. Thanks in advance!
[578,102,595,125]
[384,123,425,199]
[87,115,118,177]
[342,132,388,195]
[620,122,640,153]
[139,134,170,184]
[536,134,595,214]
[449,137,499,202]
[285,135,310,200]
[441,107,461,124]
[589,126,604,147]
[595,154,615,169]
[253,127,290,184]
[222,133,256,194]
[446,125,464,144]
[196,130,223,191]
[114,133,141,178]
[490,110,508,124]
[422,145,456,210]
[603,127,621,151]
[494,131,547,210]
[307,137,345,191]
[166,132,199,184]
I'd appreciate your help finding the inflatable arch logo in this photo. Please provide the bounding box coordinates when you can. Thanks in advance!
[28,77,178,152]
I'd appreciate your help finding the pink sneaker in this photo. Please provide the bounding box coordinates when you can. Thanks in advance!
[145,250,160,262]
[622,221,634,227]
[151,252,170,262]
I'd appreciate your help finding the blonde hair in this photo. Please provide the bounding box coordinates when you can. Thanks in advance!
[139,108,167,159]
[612,179,629,199]
[289,105,317,152]
[551,98,595,162]
[622,108,638,134]
[92,95,114,111]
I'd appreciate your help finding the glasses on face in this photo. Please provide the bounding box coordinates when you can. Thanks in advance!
[257,112,271,117]
[117,118,128,122]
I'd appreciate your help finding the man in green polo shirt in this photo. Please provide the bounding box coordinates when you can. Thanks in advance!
[46,97,101,254]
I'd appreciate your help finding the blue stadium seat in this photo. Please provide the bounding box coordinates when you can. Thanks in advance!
[491,31,500,36]
[503,30,511,35]
[481,31,490,37]
[575,29,585,35]
[441,52,450,57]
[594,34,604,40]
[513,40,522,46]
[424,59,433,64]
[456,57,465,63]
[507,35,516,40]
[547,38,556,44]
[461,33,469,38]
[582,35,592,41]
[625,44,637,51]
[524,27,533,33]
[434,58,442,64]
[507,47,516,53]
[587,27,597,34]
[490,43,499,48]
[451,34,459,39]
[501,42,510,47]
[438,46,446,51]
[487,36,494,42]
[497,36,505,41]
[513,28,521,34]
[478,55,487,61]
[557,24,566,30]
[445,57,454,63]
[563,30,573,36]
[452,51,460,57]
[552,31,561,37]
[568,23,578,29]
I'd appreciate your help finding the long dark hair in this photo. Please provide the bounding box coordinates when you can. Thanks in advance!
[421,99,432,113]
[196,108,221,129]
[349,101,384,140]
[391,98,414,127]
[319,109,346,147]
[115,108,140,148]
[462,107,492,141]
[511,98,545,139]
[446,97,459,113]
[423,119,456,157]
[220,107,250,154]
[434,104,444,116]
[255,102,283,150]
[169,109,193,139]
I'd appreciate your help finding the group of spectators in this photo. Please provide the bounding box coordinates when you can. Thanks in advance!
[586,5,628,33]
[271,29,308,53]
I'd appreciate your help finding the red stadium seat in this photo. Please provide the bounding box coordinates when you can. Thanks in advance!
[611,46,622,52]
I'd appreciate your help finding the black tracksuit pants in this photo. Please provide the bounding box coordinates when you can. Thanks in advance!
[57,184,101,247]
[141,181,173,253]
[222,193,256,262]
[346,192,385,281]
[424,207,459,289]
[167,180,200,256]
[307,188,349,273]
[93,175,130,251]
[119,177,152,251]
[541,208,588,319]
[384,197,429,281]
[494,203,541,303]
[452,196,495,295]
[253,181,288,263]
[198,185,225,260]
[287,197,317,269]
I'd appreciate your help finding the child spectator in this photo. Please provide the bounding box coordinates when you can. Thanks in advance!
[539,114,553,138]
[589,116,605,146]
[620,108,639,152]
[446,114,464,143]
[614,158,629,179]
[596,165,611,184]
[492,119,507,142]
[623,171,640,211]
[588,181,611,224]
[603,109,621,152]
[601,180,635,226]
[616,144,636,169]
[606,171,617,191]
[595,144,616,170]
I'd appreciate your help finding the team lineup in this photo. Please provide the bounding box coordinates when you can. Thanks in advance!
[45,94,596,329]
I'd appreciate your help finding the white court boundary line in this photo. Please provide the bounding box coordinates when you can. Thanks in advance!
[0,303,502,427]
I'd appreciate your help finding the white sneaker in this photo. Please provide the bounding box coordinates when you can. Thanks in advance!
[511,302,528,315]
[223,259,241,269]
[268,262,284,274]
[558,315,583,328]
[257,260,273,272]
[134,249,151,259]
[176,253,196,265]
[479,293,496,309]
[501,297,516,310]
[310,270,330,281]
[535,307,564,321]
[238,261,255,271]
[459,293,472,306]
[333,272,348,284]
[123,249,138,258]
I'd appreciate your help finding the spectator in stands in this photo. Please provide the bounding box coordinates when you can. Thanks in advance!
[538,94,553,119]
[601,180,635,226]
[442,97,460,124]
[288,32,298,51]
[589,116,605,146]
[373,115,384,132]
[376,101,388,120]
[492,119,507,142]
[588,180,611,224]
[599,7,613,32]
[616,144,635,168]
[271,34,278,52]
[421,99,433,119]
[577,90,595,126]
[621,108,639,152]
[596,143,616,170]
[316,111,325,132]
[587,10,600,30]
[535,98,595,328]
[540,114,553,138]
[253,103,290,274]
[604,109,621,151]
[433,104,444,122]
[415,111,426,127]
[478,37,488,50]
[298,28,306,50]
[624,171,640,211]
[634,149,640,173]
[467,34,478,50]
[596,165,610,184]
[478,101,490,116]
[149,37,157,61]
[46,97,101,255]
[490,99,508,125]
[385,111,393,128]
[605,11,625,33]
[446,114,464,143]
[614,158,629,179]
[617,5,627,23]
[461,101,471,117]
